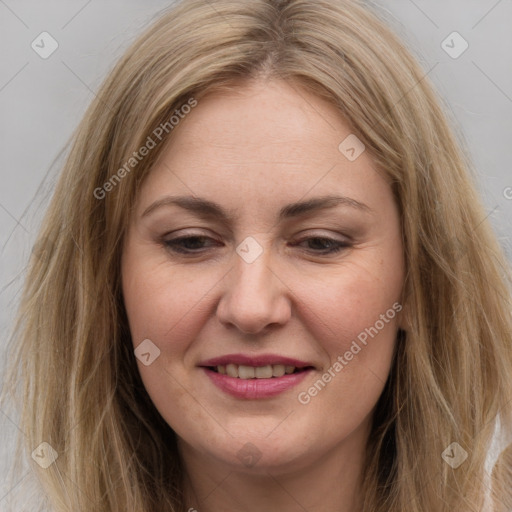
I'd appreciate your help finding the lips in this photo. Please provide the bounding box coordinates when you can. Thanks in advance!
[199,353,315,399]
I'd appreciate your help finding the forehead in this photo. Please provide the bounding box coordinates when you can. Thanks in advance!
[167,80,349,158]
[135,79,391,220]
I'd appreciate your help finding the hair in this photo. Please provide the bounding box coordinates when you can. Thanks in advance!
[2,0,511,510]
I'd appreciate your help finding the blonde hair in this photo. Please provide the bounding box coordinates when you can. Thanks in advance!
[2,0,512,510]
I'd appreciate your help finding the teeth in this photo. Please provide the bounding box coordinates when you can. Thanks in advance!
[215,364,300,379]
[238,365,255,379]
[272,364,285,377]
[226,364,238,378]
[255,365,273,378]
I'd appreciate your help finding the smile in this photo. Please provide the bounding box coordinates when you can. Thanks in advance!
[199,354,315,399]
[209,363,307,379]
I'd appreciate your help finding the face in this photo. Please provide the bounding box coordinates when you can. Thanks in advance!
[121,79,405,474]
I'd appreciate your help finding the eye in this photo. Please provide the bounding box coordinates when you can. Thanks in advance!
[294,236,351,255]
[163,235,221,254]
[162,234,351,256]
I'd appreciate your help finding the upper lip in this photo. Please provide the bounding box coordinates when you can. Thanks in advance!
[199,353,314,368]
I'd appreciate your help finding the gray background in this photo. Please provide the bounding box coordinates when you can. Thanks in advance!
[0,0,511,509]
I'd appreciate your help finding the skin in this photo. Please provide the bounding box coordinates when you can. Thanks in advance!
[121,79,405,512]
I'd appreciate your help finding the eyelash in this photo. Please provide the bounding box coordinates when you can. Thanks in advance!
[163,235,351,256]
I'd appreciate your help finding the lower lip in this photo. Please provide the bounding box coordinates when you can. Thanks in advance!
[202,367,312,399]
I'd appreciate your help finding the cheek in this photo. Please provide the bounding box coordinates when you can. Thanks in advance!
[294,256,402,356]
[121,259,217,424]
[122,249,220,351]
[291,270,400,436]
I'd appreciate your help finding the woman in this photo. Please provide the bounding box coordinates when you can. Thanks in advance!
[2,0,511,510]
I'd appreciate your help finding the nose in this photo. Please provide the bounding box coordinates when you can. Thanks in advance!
[216,244,292,335]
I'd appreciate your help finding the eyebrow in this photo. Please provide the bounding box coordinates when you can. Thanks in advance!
[141,194,373,222]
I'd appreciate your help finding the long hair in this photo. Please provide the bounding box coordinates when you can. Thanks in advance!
[2,0,511,510]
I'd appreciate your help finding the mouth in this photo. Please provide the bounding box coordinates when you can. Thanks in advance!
[198,354,315,399]
[207,364,312,379]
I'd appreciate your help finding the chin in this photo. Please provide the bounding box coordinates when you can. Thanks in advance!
[186,427,321,475]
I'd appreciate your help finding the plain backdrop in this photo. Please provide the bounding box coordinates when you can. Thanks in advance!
[0,0,511,509]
